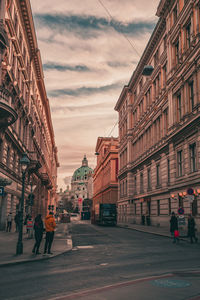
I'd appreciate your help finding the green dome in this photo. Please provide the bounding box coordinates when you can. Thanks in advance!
[72,166,93,181]
[72,155,93,181]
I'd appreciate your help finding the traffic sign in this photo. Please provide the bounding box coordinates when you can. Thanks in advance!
[178,207,184,215]
[0,187,4,196]
[185,195,194,203]
[178,215,186,225]
[187,188,194,195]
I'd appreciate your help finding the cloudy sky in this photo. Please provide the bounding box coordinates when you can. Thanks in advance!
[30,0,160,189]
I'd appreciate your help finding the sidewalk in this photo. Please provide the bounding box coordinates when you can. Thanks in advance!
[117,222,200,242]
[0,222,72,267]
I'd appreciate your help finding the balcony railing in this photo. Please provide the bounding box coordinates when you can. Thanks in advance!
[0,87,18,128]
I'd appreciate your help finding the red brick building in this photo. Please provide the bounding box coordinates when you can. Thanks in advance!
[92,137,118,220]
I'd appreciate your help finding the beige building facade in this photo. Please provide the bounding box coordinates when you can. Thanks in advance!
[115,0,200,230]
[0,0,58,229]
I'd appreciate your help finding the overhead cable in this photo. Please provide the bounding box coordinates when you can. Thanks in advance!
[97,0,141,58]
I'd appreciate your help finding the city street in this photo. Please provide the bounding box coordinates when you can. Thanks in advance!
[0,218,200,300]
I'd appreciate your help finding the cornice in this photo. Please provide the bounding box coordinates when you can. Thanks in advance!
[115,17,166,112]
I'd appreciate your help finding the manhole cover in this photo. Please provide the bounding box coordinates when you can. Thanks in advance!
[151,279,191,288]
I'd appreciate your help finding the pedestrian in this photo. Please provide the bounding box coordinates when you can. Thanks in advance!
[44,211,56,255]
[6,212,12,232]
[14,212,20,232]
[170,212,179,243]
[187,214,198,244]
[32,214,44,254]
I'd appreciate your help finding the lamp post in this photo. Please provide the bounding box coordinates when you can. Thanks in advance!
[16,153,30,255]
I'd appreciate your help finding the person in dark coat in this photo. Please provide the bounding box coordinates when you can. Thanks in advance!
[170,212,178,243]
[32,214,44,254]
[188,214,198,244]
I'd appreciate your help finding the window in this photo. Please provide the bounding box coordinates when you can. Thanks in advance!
[192,197,198,216]
[6,146,10,167]
[147,168,151,190]
[177,150,183,176]
[163,35,167,49]
[134,176,137,194]
[175,39,180,64]
[134,203,136,215]
[19,32,22,50]
[168,198,171,215]
[14,13,18,32]
[189,143,196,172]
[154,49,159,66]
[177,93,182,121]
[140,173,143,193]
[163,64,167,87]
[147,200,151,215]
[164,108,168,135]
[139,79,143,92]
[13,151,16,172]
[173,5,177,23]
[189,81,194,110]
[167,159,170,183]
[156,164,160,186]
[185,22,191,49]
[157,200,160,216]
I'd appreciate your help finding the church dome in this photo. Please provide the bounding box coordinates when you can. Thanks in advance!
[72,155,93,182]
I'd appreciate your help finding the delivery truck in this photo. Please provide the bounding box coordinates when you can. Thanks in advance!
[94,203,117,226]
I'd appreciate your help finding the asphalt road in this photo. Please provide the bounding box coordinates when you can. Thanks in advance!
[1,219,200,300]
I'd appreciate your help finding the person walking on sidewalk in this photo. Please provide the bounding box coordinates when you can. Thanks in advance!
[32,214,44,254]
[170,212,179,243]
[44,212,56,255]
[6,212,12,232]
[187,214,198,244]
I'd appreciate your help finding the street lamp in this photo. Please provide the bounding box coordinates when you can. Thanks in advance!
[16,153,30,255]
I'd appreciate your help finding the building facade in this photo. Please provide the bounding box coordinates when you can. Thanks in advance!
[92,137,118,219]
[0,0,59,230]
[71,155,93,212]
[115,0,200,229]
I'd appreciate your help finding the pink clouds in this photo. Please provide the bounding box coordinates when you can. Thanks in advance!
[30,0,160,189]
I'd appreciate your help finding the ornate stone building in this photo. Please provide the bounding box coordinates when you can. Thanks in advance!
[0,0,59,229]
[71,155,93,212]
[115,0,200,229]
[92,137,118,220]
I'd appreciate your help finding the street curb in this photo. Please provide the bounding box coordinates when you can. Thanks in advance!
[117,224,191,243]
[0,239,73,268]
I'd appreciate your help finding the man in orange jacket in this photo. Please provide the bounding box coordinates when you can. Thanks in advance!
[44,212,56,254]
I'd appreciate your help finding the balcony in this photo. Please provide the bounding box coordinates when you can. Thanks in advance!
[0,87,18,128]
[40,172,50,185]
[0,176,12,186]
[28,151,42,173]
